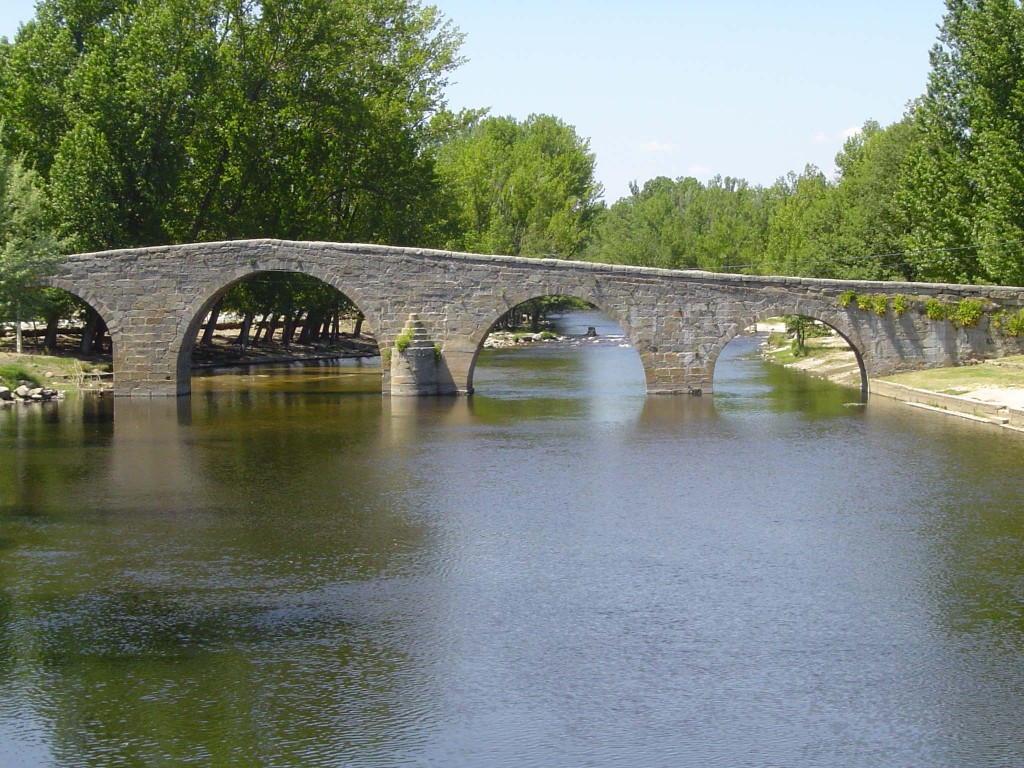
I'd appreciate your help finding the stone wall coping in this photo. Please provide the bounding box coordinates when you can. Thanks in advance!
[64,238,1024,299]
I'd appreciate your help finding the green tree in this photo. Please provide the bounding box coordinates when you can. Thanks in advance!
[0,147,65,352]
[585,175,774,273]
[826,118,919,280]
[900,0,1024,285]
[435,113,603,257]
[763,166,832,276]
[0,0,464,249]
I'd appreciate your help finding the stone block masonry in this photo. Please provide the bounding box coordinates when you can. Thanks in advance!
[47,239,1024,398]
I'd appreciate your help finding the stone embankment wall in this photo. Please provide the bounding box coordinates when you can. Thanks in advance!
[49,239,1024,397]
[871,379,1024,432]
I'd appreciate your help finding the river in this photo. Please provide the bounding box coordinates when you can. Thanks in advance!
[1,311,1022,767]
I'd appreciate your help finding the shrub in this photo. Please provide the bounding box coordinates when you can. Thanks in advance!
[1004,308,1024,337]
[856,294,873,311]
[839,290,856,308]
[872,294,888,317]
[925,298,949,321]
[395,331,413,353]
[892,294,907,317]
[953,298,984,328]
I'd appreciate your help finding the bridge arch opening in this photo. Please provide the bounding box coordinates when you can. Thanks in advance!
[467,295,647,398]
[180,272,381,394]
[2,285,114,385]
[709,313,868,401]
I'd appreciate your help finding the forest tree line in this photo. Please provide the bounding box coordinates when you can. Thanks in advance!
[1,0,1023,351]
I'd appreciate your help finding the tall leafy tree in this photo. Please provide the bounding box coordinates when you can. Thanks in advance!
[0,146,65,352]
[826,119,919,280]
[762,166,832,276]
[900,0,1024,285]
[434,113,603,257]
[585,175,774,272]
[0,0,464,249]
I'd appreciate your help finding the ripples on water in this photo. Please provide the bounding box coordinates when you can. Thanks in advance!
[1,312,1023,767]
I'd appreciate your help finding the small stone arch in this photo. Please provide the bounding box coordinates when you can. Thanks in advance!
[41,280,119,379]
[463,287,646,394]
[45,279,122,340]
[175,267,382,393]
[709,304,869,400]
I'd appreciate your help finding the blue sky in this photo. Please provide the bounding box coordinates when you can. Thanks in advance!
[0,0,947,201]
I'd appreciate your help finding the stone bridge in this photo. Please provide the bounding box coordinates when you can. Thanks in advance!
[48,239,1024,398]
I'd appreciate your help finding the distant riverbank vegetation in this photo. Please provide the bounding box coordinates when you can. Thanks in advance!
[1,0,1023,350]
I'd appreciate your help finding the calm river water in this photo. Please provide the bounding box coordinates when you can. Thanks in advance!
[1,312,1023,767]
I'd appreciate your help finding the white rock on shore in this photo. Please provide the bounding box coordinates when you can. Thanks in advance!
[0,383,63,404]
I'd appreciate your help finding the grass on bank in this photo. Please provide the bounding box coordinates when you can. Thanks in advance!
[0,352,111,390]
[881,355,1024,396]
[764,331,842,365]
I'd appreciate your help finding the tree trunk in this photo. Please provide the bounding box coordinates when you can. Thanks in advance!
[238,312,254,351]
[264,313,281,344]
[15,321,23,354]
[80,310,100,355]
[44,311,60,351]
[282,310,303,347]
[93,322,107,354]
[353,311,364,338]
[298,310,317,344]
[201,298,223,346]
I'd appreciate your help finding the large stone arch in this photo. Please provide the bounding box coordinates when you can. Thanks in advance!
[459,285,649,394]
[708,302,870,399]
[175,265,384,395]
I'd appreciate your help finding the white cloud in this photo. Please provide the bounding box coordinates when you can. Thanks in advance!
[639,140,681,153]
[812,126,862,145]
[688,164,713,177]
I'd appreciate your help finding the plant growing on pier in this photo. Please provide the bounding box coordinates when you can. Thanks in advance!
[433,344,442,364]
[924,298,949,321]
[840,290,856,308]
[395,331,414,353]
[1009,310,1024,337]
[892,294,908,317]
[872,294,888,317]
[996,308,1024,337]
[856,294,873,312]
[952,298,984,328]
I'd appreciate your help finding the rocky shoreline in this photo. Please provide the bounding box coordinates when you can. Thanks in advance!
[0,383,64,404]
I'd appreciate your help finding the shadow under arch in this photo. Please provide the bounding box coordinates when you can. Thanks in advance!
[34,280,118,364]
[465,292,647,395]
[177,269,382,392]
[709,308,869,402]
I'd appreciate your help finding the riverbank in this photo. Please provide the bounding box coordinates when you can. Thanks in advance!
[0,332,380,394]
[758,325,1024,433]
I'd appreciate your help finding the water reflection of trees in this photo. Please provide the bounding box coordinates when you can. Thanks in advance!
[0,393,440,766]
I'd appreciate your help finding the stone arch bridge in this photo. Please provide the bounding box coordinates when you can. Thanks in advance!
[48,239,1024,398]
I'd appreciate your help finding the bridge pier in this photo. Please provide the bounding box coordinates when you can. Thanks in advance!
[111,316,189,397]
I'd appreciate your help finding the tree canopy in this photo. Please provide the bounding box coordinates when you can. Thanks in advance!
[0,0,464,250]
[433,113,603,258]
[899,0,1024,285]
